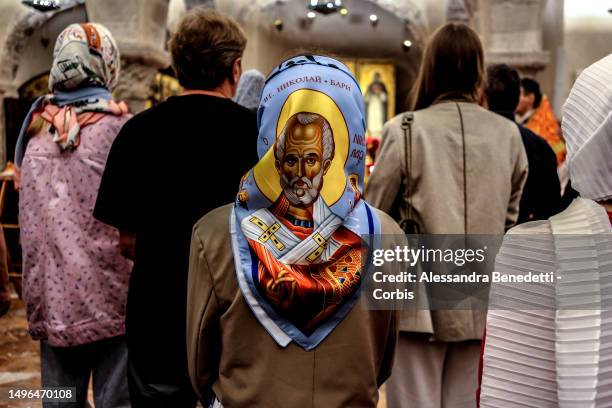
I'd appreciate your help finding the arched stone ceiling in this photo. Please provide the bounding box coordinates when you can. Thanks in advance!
[221,0,426,35]
[216,0,428,60]
[0,0,84,90]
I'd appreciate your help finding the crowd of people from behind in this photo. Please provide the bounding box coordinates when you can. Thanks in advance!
[2,5,612,408]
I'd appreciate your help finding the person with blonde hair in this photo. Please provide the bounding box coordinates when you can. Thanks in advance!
[234,69,265,111]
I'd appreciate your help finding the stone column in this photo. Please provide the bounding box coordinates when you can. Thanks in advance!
[485,0,550,76]
[85,0,171,112]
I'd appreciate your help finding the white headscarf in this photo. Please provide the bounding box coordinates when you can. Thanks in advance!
[562,54,612,201]
[234,69,265,111]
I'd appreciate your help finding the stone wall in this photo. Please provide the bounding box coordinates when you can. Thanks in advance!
[0,0,172,166]
[485,0,550,77]
[85,0,171,113]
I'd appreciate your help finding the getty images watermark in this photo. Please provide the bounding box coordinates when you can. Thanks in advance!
[360,234,611,311]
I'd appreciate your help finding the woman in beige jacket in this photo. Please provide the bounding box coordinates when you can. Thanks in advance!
[186,55,402,408]
[365,23,528,408]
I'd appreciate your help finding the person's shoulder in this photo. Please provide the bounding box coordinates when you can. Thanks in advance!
[411,103,499,131]
[385,112,407,127]
[518,123,541,142]
[506,219,552,235]
[131,100,170,121]
[226,101,257,128]
[379,112,412,140]
[411,105,451,130]
[202,97,255,119]
[372,207,403,235]
[470,106,523,145]
[114,103,166,136]
[192,203,233,244]
[501,220,554,262]
[191,204,236,290]
[115,99,186,143]
[519,125,555,155]
[99,112,132,124]
[471,104,519,131]
[83,113,132,134]
[551,197,608,227]
[229,100,256,118]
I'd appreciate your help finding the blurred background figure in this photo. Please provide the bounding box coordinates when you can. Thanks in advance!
[516,77,567,166]
[365,136,380,181]
[485,64,561,223]
[365,71,388,139]
[366,22,527,408]
[16,23,132,407]
[234,68,265,112]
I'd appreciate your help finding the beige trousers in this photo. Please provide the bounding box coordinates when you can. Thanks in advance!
[386,333,481,408]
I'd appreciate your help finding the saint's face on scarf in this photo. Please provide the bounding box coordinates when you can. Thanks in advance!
[235,60,376,345]
[274,113,334,209]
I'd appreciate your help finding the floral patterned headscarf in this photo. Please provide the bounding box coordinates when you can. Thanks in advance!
[49,23,120,92]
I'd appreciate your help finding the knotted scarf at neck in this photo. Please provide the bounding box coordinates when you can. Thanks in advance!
[15,87,128,167]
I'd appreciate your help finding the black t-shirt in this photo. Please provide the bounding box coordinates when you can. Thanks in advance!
[516,123,561,223]
[94,94,258,382]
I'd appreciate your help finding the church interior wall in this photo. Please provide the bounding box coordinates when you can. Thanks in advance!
[1,0,612,167]
[561,0,612,111]
[13,6,87,89]
[223,0,423,114]
[413,0,446,33]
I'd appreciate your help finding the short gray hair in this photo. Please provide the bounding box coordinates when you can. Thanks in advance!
[275,112,334,162]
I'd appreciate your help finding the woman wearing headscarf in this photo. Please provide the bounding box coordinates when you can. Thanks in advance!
[16,23,132,407]
[186,55,402,407]
[365,23,528,408]
[233,68,265,112]
[479,54,612,408]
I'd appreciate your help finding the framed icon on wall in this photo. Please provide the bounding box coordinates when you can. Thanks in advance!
[358,62,395,139]
[338,59,395,139]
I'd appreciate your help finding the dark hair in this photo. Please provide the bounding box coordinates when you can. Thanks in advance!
[521,77,542,108]
[485,64,520,113]
[170,8,246,90]
[411,23,485,110]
